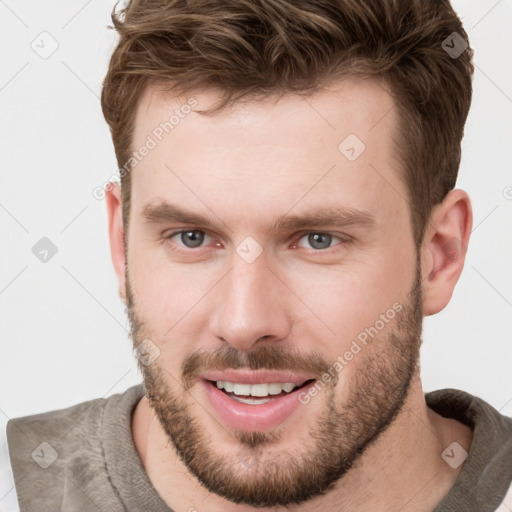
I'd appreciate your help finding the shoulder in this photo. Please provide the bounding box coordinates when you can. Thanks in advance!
[6,385,144,511]
[427,388,512,512]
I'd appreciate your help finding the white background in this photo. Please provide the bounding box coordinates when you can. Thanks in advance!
[1,0,511,448]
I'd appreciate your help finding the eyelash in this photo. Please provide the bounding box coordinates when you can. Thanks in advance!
[162,229,351,255]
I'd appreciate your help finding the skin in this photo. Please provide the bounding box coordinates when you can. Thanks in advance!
[106,77,474,511]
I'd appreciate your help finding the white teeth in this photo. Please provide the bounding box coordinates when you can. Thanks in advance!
[268,383,283,395]
[215,380,305,398]
[233,383,251,396]
[250,383,269,397]
[224,381,235,392]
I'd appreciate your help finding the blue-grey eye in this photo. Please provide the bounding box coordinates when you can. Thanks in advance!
[307,233,333,250]
[179,230,205,248]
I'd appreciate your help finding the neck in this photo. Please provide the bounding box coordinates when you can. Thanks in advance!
[131,372,473,512]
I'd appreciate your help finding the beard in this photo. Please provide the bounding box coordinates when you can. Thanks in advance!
[125,262,423,507]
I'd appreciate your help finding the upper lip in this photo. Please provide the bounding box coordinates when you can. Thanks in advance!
[199,370,316,385]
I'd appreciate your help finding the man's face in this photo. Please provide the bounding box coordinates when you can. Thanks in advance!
[124,79,423,506]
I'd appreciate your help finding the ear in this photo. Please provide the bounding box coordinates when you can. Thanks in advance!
[105,182,127,304]
[420,189,473,316]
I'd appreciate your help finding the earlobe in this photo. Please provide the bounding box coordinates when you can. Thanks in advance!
[105,182,127,303]
[421,189,473,316]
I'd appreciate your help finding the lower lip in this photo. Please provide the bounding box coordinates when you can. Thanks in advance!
[201,380,315,432]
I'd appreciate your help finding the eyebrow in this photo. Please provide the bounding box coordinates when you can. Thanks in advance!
[142,201,376,233]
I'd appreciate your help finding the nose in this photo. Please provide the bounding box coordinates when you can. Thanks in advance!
[209,252,291,351]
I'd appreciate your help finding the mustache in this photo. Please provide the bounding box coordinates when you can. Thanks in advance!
[181,344,333,391]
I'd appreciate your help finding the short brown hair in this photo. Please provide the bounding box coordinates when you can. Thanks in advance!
[101,0,473,248]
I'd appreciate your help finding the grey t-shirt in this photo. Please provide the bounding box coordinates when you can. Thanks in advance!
[6,385,512,511]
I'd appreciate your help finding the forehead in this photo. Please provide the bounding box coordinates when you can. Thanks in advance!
[129,78,406,230]
[134,78,396,148]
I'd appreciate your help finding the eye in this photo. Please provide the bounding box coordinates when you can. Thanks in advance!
[166,229,210,249]
[293,232,347,251]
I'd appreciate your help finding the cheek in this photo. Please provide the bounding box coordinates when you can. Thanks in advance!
[284,250,414,359]
[128,247,201,341]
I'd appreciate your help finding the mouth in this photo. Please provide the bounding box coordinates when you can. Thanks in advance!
[199,372,317,432]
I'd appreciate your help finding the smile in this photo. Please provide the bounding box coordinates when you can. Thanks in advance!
[199,372,316,431]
